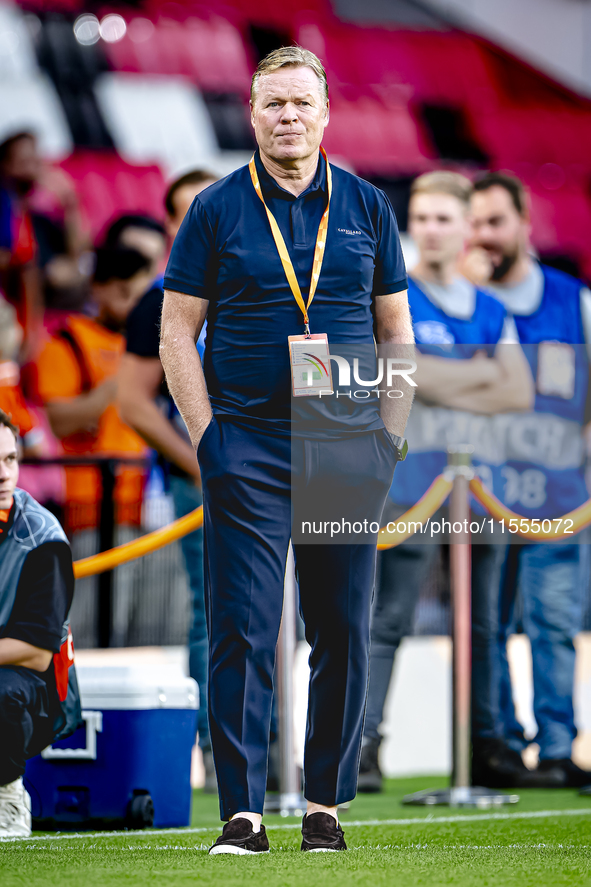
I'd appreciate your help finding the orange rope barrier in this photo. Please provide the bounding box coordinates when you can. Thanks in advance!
[76,470,591,578]
[73,473,454,577]
[469,477,591,540]
[377,474,453,550]
[73,507,203,578]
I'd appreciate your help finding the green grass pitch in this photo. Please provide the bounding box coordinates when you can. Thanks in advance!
[2,777,591,887]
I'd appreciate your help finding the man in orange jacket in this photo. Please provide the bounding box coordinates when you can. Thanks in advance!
[35,246,151,533]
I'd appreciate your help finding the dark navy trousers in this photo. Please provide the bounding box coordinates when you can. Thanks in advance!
[0,666,57,786]
[198,417,395,820]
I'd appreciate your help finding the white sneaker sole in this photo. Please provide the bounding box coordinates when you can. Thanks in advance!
[209,845,269,855]
[305,847,341,852]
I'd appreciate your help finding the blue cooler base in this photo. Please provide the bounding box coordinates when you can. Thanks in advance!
[26,708,198,829]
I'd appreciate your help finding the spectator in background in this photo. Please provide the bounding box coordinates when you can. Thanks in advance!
[0,133,42,358]
[467,172,591,787]
[0,131,91,323]
[0,409,80,838]
[0,297,44,458]
[103,214,166,282]
[359,172,535,792]
[118,170,218,791]
[33,246,151,535]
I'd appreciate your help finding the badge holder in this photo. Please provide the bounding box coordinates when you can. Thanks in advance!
[288,333,333,397]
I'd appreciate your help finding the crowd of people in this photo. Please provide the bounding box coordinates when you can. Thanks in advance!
[0,106,590,844]
[359,169,591,792]
[0,129,219,795]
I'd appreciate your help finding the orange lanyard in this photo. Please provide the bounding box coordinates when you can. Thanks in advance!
[249,147,332,335]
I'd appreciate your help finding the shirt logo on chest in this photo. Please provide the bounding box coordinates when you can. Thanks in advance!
[337,228,362,236]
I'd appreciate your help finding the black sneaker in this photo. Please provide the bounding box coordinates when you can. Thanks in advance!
[537,758,591,788]
[301,812,347,852]
[357,736,383,793]
[472,739,559,788]
[209,819,270,855]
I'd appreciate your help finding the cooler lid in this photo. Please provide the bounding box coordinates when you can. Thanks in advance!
[76,665,198,711]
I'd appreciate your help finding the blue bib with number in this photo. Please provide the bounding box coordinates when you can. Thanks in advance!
[487,264,588,519]
[390,277,507,509]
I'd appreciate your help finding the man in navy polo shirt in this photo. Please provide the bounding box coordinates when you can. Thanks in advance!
[160,46,414,854]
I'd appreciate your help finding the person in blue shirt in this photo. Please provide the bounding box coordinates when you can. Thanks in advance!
[160,47,414,854]
[118,172,218,792]
[469,171,591,788]
[359,171,537,793]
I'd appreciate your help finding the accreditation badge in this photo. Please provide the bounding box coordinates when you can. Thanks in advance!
[537,341,576,400]
[288,333,333,397]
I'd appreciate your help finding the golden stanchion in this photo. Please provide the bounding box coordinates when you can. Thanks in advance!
[404,445,518,808]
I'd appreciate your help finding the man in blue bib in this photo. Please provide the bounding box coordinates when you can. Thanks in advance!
[359,171,537,792]
[469,171,591,788]
[0,409,80,837]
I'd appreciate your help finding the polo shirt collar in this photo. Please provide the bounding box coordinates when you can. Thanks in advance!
[253,148,327,201]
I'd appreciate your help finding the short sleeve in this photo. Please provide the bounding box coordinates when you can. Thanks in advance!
[372,191,407,297]
[126,286,163,358]
[35,337,82,403]
[163,197,217,301]
[4,541,74,653]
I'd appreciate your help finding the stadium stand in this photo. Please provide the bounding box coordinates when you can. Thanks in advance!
[94,72,218,175]
[58,151,165,241]
[3,0,590,279]
[102,14,253,95]
[0,4,72,155]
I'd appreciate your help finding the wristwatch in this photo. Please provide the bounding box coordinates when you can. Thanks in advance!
[386,432,408,462]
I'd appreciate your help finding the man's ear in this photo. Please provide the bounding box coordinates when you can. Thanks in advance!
[249,100,255,129]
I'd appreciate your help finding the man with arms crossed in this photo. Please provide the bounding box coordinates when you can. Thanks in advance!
[160,47,413,853]
[359,172,536,792]
[468,172,591,787]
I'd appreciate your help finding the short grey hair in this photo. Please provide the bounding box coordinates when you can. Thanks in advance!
[251,46,329,107]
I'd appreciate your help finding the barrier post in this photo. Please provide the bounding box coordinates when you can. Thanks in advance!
[98,459,116,648]
[449,444,475,802]
[404,445,518,808]
[264,546,306,817]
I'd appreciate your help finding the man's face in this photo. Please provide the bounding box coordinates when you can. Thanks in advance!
[470,186,529,282]
[118,227,166,276]
[95,271,150,331]
[409,192,469,269]
[166,181,217,239]
[2,136,41,195]
[0,426,19,508]
[250,66,329,164]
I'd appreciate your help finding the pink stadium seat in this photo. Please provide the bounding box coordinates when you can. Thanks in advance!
[474,108,591,168]
[103,15,252,95]
[528,185,591,275]
[323,97,434,173]
[59,151,166,241]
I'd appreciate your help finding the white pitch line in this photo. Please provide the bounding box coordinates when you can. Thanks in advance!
[1,807,591,845]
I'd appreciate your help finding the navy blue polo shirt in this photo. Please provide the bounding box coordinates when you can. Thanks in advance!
[163,150,407,434]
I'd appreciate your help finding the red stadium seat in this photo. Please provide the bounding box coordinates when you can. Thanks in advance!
[59,151,166,240]
[323,97,434,173]
[103,14,252,96]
